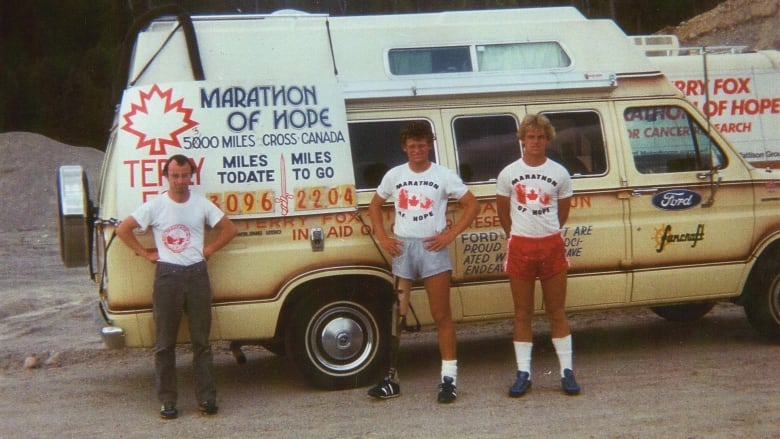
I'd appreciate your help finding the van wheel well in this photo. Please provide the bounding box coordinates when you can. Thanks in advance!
[277,275,393,339]
[280,274,394,389]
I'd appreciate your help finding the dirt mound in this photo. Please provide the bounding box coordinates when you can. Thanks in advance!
[0,132,103,233]
[660,0,780,50]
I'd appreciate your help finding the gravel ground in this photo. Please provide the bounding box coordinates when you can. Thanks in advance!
[2,127,780,438]
[2,3,780,434]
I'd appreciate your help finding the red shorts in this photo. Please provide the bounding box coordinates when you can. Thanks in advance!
[504,233,569,281]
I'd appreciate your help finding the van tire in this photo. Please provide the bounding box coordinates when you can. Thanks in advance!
[650,301,715,322]
[743,252,780,341]
[260,341,286,356]
[285,288,390,389]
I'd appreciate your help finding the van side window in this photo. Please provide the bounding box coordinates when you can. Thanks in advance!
[452,115,519,183]
[477,42,570,71]
[388,47,472,75]
[542,111,608,177]
[624,106,727,174]
[388,42,570,75]
[348,119,435,190]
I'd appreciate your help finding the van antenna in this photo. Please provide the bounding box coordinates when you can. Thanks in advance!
[702,47,712,135]
[325,19,339,76]
[701,46,721,208]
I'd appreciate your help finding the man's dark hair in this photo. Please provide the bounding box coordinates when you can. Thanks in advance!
[400,121,434,146]
[162,154,196,176]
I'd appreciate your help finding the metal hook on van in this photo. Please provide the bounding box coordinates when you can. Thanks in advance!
[698,168,722,208]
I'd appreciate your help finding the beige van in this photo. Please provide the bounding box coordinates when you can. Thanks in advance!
[58,6,780,389]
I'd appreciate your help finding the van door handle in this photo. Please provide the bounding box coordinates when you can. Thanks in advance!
[631,188,659,197]
[310,227,324,252]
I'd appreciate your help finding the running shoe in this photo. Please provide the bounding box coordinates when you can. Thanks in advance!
[509,371,531,397]
[437,376,457,404]
[561,368,581,395]
[367,377,400,399]
[160,401,178,419]
[198,399,219,415]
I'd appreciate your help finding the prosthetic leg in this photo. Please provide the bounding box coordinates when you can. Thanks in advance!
[368,277,410,398]
[386,277,411,381]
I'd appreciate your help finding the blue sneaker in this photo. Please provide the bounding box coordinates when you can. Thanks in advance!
[561,368,581,395]
[509,371,531,397]
[368,377,400,399]
[437,376,457,403]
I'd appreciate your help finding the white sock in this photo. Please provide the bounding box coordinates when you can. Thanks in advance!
[441,359,458,386]
[552,334,573,377]
[513,341,533,375]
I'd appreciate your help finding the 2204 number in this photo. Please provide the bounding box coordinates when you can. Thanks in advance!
[295,185,355,211]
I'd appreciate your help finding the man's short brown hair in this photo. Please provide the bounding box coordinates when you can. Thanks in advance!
[162,154,196,176]
[400,121,435,146]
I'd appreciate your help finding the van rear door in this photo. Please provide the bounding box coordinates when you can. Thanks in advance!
[448,103,631,317]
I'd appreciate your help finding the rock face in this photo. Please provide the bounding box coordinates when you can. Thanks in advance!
[0,132,103,233]
[660,0,780,50]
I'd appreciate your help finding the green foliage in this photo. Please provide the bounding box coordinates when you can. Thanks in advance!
[0,0,722,150]
[1,0,129,148]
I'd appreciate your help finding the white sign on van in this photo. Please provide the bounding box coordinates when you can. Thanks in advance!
[115,80,356,219]
[665,70,780,168]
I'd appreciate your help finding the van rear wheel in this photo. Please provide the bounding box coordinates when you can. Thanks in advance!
[285,289,390,389]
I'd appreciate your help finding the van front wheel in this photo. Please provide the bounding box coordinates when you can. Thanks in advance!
[743,253,780,341]
[285,292,389,389]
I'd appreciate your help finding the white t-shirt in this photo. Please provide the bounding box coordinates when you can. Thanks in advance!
[376,162,468,239]
[496,158,573,237]
[131,192,225,266]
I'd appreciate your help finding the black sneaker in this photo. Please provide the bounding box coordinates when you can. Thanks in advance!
[198,399,219,415]
[367,377,400,399]
[160,402,178,419]
[509,371,531,397]
[561,368,581,395]
[437,376,457,404]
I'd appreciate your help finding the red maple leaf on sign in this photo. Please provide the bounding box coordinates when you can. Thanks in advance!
[121,84,198,155]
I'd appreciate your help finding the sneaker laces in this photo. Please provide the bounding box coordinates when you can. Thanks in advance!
[439,376,456,394]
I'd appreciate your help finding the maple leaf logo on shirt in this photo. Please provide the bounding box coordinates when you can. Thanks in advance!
[121,84,198,155]
[398,188,434,211]
[514,183,552,207]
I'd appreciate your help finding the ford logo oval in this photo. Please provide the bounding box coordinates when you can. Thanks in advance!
[652,189,702,210]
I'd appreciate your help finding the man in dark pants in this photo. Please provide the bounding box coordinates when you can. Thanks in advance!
[116,154,237,419]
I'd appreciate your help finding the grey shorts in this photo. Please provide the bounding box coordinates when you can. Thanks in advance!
[392,237,452,280]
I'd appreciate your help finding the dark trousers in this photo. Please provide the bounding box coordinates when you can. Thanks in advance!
[152,261,215,404]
